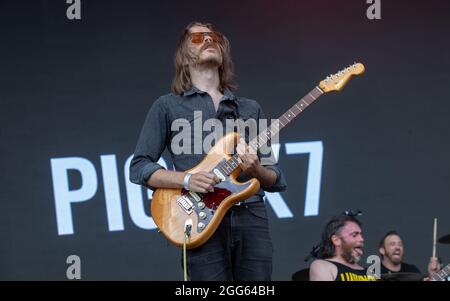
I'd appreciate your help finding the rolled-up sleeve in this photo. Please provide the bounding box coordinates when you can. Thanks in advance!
[129,97,169,190]
[263,163,287,192]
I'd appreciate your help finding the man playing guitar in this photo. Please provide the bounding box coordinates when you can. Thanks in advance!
[129,21,287,281]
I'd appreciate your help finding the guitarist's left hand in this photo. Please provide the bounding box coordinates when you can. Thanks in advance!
[236,137,278,190]
[236,138,261,178]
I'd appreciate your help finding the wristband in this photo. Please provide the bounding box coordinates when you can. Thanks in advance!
[183,173,193,190]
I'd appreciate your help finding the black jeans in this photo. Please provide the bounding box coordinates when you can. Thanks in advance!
[185,201,273,281]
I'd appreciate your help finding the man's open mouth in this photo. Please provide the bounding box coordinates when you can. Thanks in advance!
[353,246,363,256]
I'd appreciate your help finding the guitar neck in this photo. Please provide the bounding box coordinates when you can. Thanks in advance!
[431,263,450,281]
[218,86,324,176]
[249,86,324,150]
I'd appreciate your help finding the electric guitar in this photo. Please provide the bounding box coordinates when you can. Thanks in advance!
[151,63,365,249]
[431,263,450,281]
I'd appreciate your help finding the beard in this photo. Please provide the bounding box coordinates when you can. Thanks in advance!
[386,249,403,264]
[340,239,364,264]
[194,42,223,67]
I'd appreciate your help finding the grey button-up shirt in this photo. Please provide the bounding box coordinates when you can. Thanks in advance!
[129,87,287,199]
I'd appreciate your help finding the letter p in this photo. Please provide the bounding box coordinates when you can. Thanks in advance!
[51,157,97,235]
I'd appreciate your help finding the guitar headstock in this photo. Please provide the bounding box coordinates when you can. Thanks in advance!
[319,63,365,93]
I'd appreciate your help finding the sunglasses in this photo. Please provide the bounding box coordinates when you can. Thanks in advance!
[189,31,223,44]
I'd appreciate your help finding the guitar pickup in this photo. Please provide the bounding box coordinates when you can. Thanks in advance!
[188,191,201,202]
[213,168,226,182]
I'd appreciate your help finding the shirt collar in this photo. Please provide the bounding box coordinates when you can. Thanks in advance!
[182,86,204,97]
[183,86,237,103]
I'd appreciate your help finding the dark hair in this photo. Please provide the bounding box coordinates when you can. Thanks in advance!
[378,230,400,249]
[318,215,362,259]
[171,21,237,95]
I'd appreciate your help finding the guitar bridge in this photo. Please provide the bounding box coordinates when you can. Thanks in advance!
[177,196,194,214]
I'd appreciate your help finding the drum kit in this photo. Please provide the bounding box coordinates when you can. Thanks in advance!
[438,233,450,244]
[381,221,450,281]
[292,218,449,281]
[292,268,310,281]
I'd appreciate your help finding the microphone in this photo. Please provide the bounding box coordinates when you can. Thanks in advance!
[304,243,321,262]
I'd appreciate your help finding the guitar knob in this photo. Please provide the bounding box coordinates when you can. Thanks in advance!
[198,202,205,209]
[199,211,207,219]
[198,222,205,231]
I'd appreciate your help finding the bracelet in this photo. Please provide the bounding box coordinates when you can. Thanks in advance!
[183,173,193,190]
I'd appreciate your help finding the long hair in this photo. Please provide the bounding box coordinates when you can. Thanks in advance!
[171,21,237,95]
[318,215,362,259]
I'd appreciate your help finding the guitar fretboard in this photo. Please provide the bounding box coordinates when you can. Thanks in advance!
[431,264,450,281]
[216,86,324,176]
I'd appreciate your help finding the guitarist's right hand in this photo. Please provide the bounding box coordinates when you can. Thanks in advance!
[187,171,221,193]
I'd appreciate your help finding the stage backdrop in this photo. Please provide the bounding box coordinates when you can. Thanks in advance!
[1,0,449,280]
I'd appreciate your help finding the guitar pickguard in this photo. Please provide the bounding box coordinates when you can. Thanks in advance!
[178,176,252,233]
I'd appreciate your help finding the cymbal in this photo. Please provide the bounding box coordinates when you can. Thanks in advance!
[438,234,450,244]
[292,268,310,281]
[380,272,424,281]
